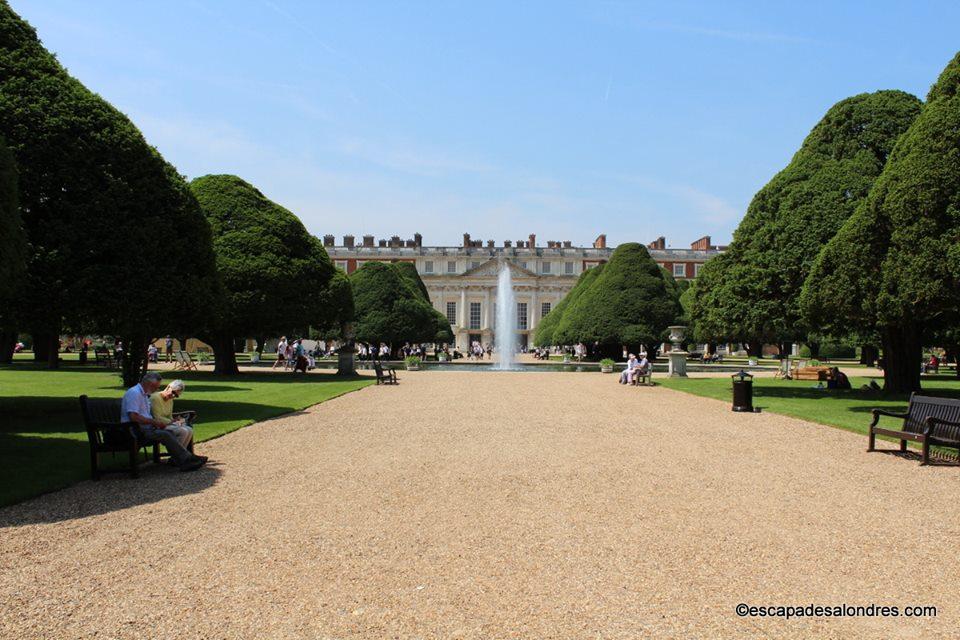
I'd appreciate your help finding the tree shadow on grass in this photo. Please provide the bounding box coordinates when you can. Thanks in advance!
[0,394,351,517]
[0,432,222,527]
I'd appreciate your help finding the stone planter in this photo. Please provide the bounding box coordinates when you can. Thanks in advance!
[406,364,420,371]
[600,365,614,374]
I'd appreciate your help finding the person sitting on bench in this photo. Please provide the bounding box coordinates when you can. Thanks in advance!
[122,372,206,472]
[150,379,195,453]
[619,354,638,384]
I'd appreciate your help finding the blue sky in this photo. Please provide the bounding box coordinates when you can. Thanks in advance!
[13,1,960,247]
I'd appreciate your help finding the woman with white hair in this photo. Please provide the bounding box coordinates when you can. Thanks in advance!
[149,379,195,451]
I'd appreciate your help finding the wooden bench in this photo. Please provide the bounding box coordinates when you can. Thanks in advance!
[79,395,196,479]
[631,365,653,386]
[868,393,960,465]
[794,365,833,381]
[93,346,113,368]
[373,362,398,385]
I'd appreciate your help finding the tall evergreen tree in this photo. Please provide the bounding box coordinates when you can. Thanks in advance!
[0,2,218,382]
[349,262,439,352]
[393,261,454,345]
[0,136,25,363]
[552,244,679,357]
[189,175,341,375]
[533,263,604,347]
[692,91,921,353]
[803,52,960,392]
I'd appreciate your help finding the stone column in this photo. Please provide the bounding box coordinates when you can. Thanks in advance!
[483,287,491,330]
[530,287,539,330]
[460,289,467,328]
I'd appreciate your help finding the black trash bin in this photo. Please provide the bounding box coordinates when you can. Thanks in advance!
[731,370,754,412]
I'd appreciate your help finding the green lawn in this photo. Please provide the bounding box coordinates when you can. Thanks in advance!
[657,373,960,449]
[0,364,375,507]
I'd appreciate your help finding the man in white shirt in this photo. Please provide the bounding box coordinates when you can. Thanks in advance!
[620,354,638,384]
[121,372,206,472]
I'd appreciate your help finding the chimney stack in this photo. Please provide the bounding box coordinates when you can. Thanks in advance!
[414,232,422,247]
[362,234,375,247]
[463,232,471,248]
[378,239,387,247]
[563,240,572,248]
[504,240,512,248]
[528,233,536,247]
[690,236,713,251]
[389,235,401,247]
[487,239,495,248]
[343,234,355,248]
[648,236,666,250]
[593,234,607,249]
[323,234,335,247]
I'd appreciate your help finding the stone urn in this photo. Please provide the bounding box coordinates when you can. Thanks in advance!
[667,325,689,377]
[600,363,614,374]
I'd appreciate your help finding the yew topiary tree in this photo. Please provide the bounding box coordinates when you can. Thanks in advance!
[552,243,680,357]
[691,91,921,357]
[349,262,439,353]
[803,52,960,392]
[393,261,453,344]
[0,2,219,382]
[0,135,25,362]
[533,263,604,347]
[189,174,343,374]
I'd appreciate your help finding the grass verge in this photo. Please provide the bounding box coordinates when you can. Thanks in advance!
[0,364,375,507]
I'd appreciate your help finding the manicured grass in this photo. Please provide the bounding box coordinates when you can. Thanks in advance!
[0,364,375,507]
[658,372,960,447]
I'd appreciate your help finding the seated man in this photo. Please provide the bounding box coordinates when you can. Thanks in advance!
[150,379,195,454]
[122,372,206,472]
[634,353,651,383]
[619,354,638,384]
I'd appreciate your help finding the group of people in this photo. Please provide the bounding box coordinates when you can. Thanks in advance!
[272,336,318,373]
[618,353,651,384]
[121,372,207,472]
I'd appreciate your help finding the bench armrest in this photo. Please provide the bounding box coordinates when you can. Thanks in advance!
[870,408,909,428]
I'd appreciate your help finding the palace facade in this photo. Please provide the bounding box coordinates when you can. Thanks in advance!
[324,232,724,350]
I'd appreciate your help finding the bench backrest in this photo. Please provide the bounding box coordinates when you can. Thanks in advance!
[79,395,134,447]
[905,394,960,438]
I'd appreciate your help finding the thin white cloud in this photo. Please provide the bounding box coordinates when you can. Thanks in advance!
[632,20,813,45]
[336,137,495,177]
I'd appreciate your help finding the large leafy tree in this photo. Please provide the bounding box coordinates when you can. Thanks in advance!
[189,174,342,375]
[0,135,25,363]
[803,52,960,392]
[552,243,680,357]
[393,261,454,344]
[0,2,218,381]
[349,262,439,352]
[533,263,604,347]
[692,91,921,355]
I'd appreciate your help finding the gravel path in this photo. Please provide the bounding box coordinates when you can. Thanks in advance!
[1,371,957,639]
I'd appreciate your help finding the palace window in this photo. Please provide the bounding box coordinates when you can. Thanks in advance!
[334,260,348,272]
[469,302,482,329]
[447,260,457,273]
[424,260,434,274]
[446,301,457,325]
[541,261,551,274]
[564,261,574,275]
[694,263,702,277]
[541,302,551,317]
[517,303,528,330]
[520,261,528,271]
[471,261,481,270]
[673,263,686,278]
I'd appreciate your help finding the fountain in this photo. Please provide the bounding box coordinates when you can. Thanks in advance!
[494,261,516,370]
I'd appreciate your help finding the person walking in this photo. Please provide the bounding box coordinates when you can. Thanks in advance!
[272,336,288,369]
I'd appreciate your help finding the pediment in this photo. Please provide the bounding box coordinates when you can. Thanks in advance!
[462,258,537,278]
